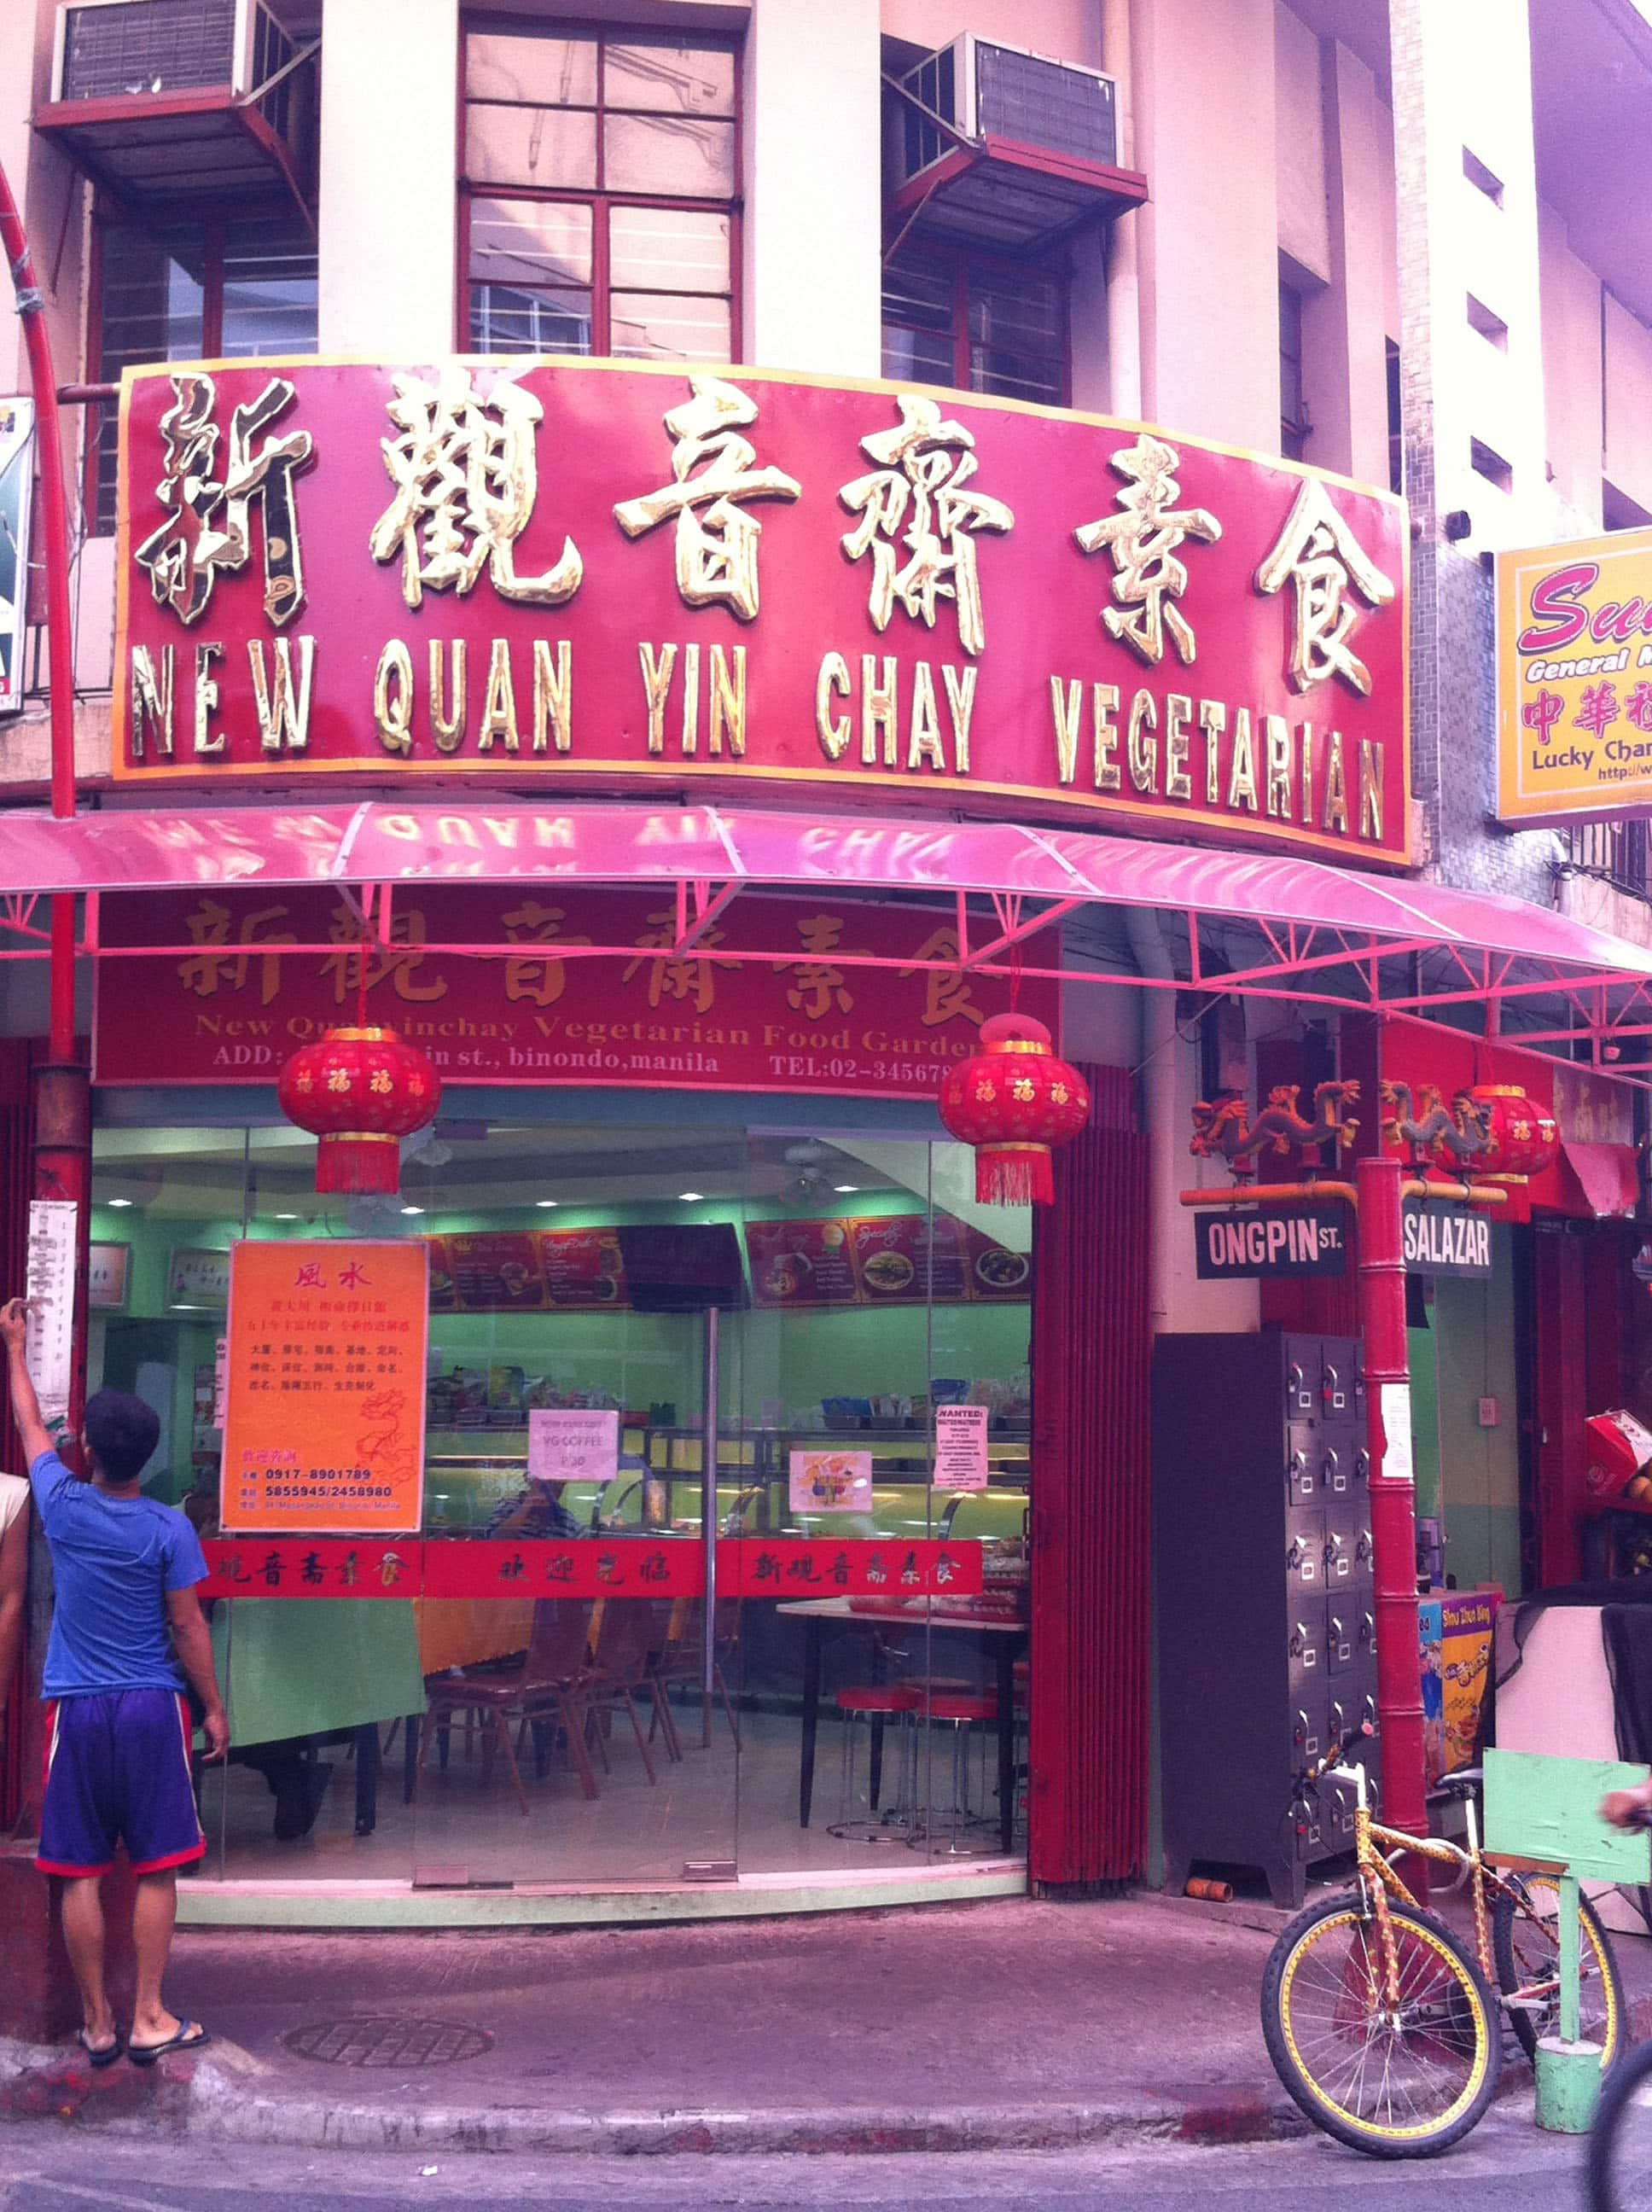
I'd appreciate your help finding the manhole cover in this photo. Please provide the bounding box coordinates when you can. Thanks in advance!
[282,2017,493,2068]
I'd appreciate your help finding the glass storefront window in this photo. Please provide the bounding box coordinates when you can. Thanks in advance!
[90,1115,1031,1893]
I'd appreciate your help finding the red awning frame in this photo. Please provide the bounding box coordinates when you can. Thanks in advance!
[3,800,1652,1080]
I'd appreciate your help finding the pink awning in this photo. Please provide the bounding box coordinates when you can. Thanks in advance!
[5,798,1652,982]
[1558,1143,1642,1219]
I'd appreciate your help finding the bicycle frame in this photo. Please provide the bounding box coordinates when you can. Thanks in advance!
[1326,1759,1568,2016]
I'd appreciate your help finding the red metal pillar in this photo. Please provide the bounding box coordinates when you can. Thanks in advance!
[1358,1153,1427,1891]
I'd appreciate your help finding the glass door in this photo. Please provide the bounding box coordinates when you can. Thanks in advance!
[409,1122,747,1891]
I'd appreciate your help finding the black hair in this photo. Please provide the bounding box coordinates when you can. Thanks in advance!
[84,1388,161,1486]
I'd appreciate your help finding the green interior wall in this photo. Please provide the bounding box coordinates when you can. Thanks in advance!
[1424,1223,1523,1598]
[88,1176,1027,1496]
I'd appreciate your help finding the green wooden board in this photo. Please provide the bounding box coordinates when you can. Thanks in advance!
[1483,1746,1652,1884]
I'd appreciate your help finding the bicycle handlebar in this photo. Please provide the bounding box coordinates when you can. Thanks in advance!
[1299,1720,1374,1792]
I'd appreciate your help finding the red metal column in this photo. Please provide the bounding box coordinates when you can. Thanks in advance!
[1358,1153,1426,1889]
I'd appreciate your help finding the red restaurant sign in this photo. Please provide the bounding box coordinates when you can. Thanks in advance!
[91,885,1058,1096]
[113,358,1410,864]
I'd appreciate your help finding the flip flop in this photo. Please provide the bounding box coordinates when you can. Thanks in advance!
[127,2021,209,2066]
[76,2029,124,2070]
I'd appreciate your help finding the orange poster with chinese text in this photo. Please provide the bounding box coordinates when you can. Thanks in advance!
[220,1239,428,1534]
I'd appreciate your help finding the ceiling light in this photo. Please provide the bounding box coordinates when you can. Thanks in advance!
[833,1184,858,1193]
[536,1198,559,1208]
[678,1190,704,1202]
[401,1205,425,1216]
[275,1212,299,1221]
[107,1197,133,1208]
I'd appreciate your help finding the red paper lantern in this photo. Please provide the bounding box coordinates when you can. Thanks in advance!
[939,1013,1091,1206]
[1467,1083,1559,1182]
[276,1026,442,1196]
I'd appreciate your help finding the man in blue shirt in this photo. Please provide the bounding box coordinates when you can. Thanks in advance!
[3,1298,228,2067]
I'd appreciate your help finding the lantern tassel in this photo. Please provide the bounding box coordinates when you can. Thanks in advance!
[976,1144,1055,1207]
[316,1135,402,1196]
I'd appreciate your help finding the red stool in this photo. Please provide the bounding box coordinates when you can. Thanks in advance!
[829,1685,919,1844]
[910,1692,1000,1858]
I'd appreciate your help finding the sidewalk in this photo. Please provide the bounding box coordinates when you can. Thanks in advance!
[2,1889,1649,2156]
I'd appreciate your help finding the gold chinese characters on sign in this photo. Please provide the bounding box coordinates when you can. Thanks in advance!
[114,358,1408,863]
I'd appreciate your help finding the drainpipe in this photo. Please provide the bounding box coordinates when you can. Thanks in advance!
[1101,0,1142,420]
[1126,905,1177,1330]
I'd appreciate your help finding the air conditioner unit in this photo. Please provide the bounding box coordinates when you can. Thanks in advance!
[52,0,288,107]
[894,35,1119,190]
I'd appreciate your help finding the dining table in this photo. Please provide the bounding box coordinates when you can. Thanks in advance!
[776,1597,1028,1855]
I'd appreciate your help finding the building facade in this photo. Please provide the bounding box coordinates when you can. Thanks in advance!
[0,0,1649,1936]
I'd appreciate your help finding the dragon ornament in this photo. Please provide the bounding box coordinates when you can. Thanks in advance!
[1189,1080,1362,1175]
[1379,1081,1493,1167]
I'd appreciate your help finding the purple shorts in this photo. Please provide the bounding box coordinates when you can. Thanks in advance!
[38,1689,205,1878]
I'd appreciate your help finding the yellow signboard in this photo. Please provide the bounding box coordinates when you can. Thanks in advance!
[1497,525,1652,824]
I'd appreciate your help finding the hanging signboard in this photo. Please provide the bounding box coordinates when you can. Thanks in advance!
[220,1238,428,1534]
[0,397,35,718]
[112,358,1410,864]
[1496,525,1652,824]
[1192,1205,1349,1279]
[92,885,1058,1103]
[1402,1200,1493,1278]
[25,1198,77,1423]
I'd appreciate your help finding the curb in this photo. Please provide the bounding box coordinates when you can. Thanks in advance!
[0,2036,1310,2157]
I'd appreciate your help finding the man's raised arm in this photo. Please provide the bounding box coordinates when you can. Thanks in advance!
[0,1298,54,1471]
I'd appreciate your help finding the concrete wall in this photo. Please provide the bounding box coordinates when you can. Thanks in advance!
[1275,3,1329,284]
[745,0,881,376]
[1539,201,1604,533]
[881,0,1101,66]
[1604,292,1652,519]
[318,0,460,357]
[1131,0,1280,452]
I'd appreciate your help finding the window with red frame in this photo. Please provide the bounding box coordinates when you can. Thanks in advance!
[881,244,1067,407]
[88,206,317,534]
[461,24,739,362]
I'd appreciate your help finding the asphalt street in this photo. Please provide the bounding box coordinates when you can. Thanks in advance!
[0,2108,1595,2212]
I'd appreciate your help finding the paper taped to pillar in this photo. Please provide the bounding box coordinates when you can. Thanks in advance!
[111,358,1411,864]
[1496,525,1652,824]
[220,1238,428,1534]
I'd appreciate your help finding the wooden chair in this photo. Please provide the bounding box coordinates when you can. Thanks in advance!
[417,1599,599,1814]
[651,1596,742,1748]
[585,1599,675,1785]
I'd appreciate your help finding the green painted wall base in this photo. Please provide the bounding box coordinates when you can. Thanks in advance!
[1534,2036,1603,2133]
[176,1866,1027,1930]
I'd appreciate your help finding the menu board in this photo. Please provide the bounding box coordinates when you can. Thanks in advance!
[220,1238,428,1534]
[745,1219,859,1307]
[540,1228,628,1309]
[427,1229,630,1314]
[748,1215,1031,1308]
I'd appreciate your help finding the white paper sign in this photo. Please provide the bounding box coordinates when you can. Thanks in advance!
[26,1199,77,1424]
[789,1448,873,1515]
[528,1407,620,1487]
[1379,1382,1414,1485]
[934,1402,991,1493]
[213,1336,228,1429]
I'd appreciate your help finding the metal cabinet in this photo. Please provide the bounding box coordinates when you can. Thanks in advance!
[1155,1331,1379,1907]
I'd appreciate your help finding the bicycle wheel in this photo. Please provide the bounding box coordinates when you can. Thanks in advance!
[1261,1892,1503,2157]
[1492,1874,1625,2068]
[1587,2036,1652,2212]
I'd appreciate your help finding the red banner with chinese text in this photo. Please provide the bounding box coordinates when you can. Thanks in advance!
[92,885,1058,1099]
[113,358,1410,865]
[198,1536,985,1603]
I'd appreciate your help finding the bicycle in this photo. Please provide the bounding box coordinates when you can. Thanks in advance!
[1585,1804,1652,2212]
[1261,1724,1626,2157]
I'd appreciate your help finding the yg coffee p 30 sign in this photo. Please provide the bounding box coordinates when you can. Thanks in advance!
[113,358,1410,864]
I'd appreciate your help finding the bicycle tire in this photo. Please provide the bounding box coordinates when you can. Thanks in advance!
[1492,1874,1625,2069]
[1261,1892,1503,2157]
[1586,2034,1652,2212]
